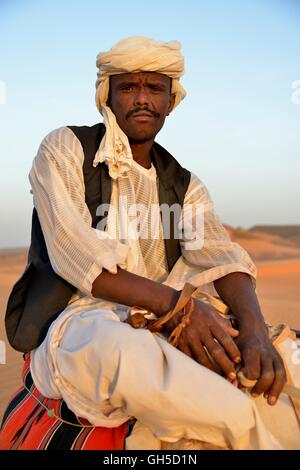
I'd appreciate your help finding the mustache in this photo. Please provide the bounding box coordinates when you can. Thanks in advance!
[126,107,160,119]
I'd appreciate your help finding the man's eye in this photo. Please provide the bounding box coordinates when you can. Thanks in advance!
[121,85,134,91]
[150,86,162,92]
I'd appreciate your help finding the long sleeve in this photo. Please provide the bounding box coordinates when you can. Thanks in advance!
[29,126,129,296]
[164,172,257,290]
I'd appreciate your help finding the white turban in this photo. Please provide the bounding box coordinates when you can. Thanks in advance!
[94,36,186,179]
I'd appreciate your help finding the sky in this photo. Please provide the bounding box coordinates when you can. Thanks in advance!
[0,0,299,248]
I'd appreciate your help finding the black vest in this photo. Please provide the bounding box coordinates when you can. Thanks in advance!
[5,123,191,352]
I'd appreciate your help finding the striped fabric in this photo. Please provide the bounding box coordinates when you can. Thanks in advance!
[29,126,256,298]
[0,354,129,450]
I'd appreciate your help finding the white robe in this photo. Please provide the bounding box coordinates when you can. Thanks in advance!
[28,125,293,450]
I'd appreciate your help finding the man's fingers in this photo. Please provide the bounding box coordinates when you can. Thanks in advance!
[228,327,239,338]
[178,335,219,373]
[243,349,261,381]
[189,341,220,373]
[266,359,287,405]
[211,312,239,338]
[210,322,241,364]
[251,358,274,397]
[202,334,236,379]
[177,340,193,360]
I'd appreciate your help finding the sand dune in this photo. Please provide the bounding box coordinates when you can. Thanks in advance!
[250,225,300,244]
[225,225,300,261]
[256,257,300,329]
[1,226,300,421]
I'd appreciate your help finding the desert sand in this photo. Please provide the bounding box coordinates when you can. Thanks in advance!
[1,227,300,421]
[0,249,28,421]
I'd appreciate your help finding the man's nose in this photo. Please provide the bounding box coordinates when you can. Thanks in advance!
[134,87,149,106]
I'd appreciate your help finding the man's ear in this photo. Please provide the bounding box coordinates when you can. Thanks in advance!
[167,94,176,116]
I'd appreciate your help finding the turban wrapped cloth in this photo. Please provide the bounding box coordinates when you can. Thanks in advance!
[94,36,186,179]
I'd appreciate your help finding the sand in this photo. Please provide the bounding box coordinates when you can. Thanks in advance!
[0,249,28,421]
[256,258,300,329]
[1,241,300,421]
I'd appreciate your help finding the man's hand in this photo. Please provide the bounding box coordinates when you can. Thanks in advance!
[214,272,288,405]
[236,328,287,406]
[165,297,241,381]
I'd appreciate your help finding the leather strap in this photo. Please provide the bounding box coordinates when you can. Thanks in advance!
[147,282,197,333]
[192,291,230,316]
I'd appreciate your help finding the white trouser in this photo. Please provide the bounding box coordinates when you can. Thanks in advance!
[30,305,283,450]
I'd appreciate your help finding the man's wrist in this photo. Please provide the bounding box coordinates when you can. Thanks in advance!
[154,287,180,317]
[237,312,268,337]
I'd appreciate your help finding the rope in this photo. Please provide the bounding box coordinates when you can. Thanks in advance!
[23,385,95,428]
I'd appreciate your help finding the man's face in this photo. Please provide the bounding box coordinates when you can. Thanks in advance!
[108,72,175,143]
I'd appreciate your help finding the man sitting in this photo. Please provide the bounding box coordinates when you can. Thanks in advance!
[0,36,287,450]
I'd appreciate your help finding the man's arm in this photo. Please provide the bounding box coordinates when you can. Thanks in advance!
[179,174,286,404]
[92,267,242,381]
[214,272,287,405]
[92,266,180,316]
[214,272,266,332]
[29,127,130,296]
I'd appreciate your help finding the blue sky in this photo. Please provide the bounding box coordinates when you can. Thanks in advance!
[0,0,299,247]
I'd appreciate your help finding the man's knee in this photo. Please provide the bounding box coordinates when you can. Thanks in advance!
[59,314,158,377]
[221,392,255,440]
